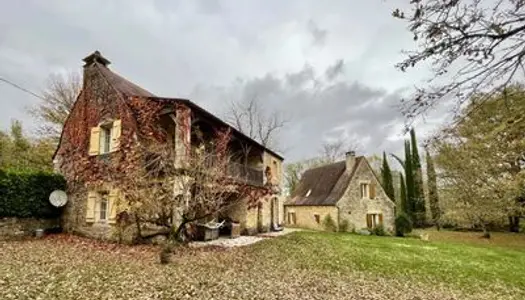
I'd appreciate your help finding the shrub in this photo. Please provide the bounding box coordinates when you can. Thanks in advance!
[371,225,387,236]
[0,170,66,218]
[395,212,413,237]
[338,219,349,232]
[322,214,337,232]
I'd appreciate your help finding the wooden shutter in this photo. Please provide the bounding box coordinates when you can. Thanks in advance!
[378,214,384,226]
[88,127,101,156]
[111,120,122,151]
[86,191,97,222]
[108,189,119,224]
[370,183,376,199]
[366,214,372,228]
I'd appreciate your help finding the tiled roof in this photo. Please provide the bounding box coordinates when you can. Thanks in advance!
[286,157,364,206]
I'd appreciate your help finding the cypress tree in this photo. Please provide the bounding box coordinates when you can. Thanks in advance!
[426,149,441,229]
[410,128,426,227]
[399,172,407,215]
[381,151,395,202]
[404,140,415,220]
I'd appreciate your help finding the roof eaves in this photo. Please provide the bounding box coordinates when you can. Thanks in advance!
[147,97,284,161]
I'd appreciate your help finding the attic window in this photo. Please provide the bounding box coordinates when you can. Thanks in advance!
[305,189,312,197]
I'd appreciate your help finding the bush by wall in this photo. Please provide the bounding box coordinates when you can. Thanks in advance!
[323,214,337,232]
[395,212,413,237]
[0,170,66,218]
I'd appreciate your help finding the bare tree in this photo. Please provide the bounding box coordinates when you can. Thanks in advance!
[226,96,288,150]
[284,138,361,195]
[318,138,361,163]
[29,72,81,141]
[118,129,266,243]
[394,1,525,123]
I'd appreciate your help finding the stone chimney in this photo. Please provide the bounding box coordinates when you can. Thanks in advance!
[82,50,111,67]
[82,50,110,90]
[345,150,356,172]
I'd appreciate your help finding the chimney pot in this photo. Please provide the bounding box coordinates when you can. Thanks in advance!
[345,150,356,158]
[83,50,111,67]
[345,150,356,172]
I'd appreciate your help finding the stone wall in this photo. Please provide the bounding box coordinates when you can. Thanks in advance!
[337,160,395,232]
[62,187,127,242]
[0,218,60,239]
[283,205,338,231]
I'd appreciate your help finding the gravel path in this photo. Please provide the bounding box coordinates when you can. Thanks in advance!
[189,227,302,248]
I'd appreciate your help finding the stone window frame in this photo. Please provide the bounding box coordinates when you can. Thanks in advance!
[287,211,296,225]
[99,121,114,154]
[359,180,371,199]
[95,191,110,224]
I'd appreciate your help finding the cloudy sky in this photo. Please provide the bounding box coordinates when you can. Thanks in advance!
[0,0,450,162]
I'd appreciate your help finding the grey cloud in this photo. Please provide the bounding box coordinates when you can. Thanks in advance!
[325,59,345,81]
[0,0,445,158]
[306,19,327,46]
[190,61,412,162]
[285,64,315,88]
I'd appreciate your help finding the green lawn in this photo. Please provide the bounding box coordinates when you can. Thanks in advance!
[1,232,524,299]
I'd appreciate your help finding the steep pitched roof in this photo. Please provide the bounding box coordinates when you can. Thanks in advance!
[95,64,283,160]
[54,53,283,161]
[96,64,156,97]
[286,157,364,206]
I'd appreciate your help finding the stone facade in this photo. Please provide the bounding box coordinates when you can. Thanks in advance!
[56,52,285,242]
[284,206,338,231]
[224,194,285,235]
[0,218,60,240]
[336,160,395,232]
[284,156,395,233]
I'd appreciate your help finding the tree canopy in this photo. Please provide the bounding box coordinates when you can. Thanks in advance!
[430,86,525,231]
[394,1,525,121]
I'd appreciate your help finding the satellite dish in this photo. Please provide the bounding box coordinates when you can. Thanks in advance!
[49,190,68,207]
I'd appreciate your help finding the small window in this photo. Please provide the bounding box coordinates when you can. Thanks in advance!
[366,213,383,228]
[314,214,320,224]
[360,183,369,199]
[98,193,109,222]
[287,212,296,225]
[99,124,113,154]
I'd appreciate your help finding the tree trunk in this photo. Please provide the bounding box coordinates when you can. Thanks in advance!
[509,216,520,233]
[174,221,189,243]
[480,222,491,239]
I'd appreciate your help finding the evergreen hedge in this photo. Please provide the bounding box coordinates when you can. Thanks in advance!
[0,170,66,218]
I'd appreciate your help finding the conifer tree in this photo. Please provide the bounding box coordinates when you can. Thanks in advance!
[404,140,415,219]
[426,149,441,229]
[381,151,395,202]
[399,172,407,215]
[410,128,426,227]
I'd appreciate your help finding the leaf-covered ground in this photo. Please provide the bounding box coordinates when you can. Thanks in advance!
[1,231,524,300]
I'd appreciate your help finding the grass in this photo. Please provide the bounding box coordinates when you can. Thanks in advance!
[1,231,524,299]
[253,231,525,294]
[416,228,525,250]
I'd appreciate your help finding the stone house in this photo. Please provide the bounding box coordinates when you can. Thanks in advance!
[284,152,395,232]
[53,51,284,241]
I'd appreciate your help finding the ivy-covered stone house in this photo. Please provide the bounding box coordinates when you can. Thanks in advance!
[284,151,395,232]
[53,51,284,241]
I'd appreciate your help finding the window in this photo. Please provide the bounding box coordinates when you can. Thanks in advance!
[287,212,296,225]
[314,213,320,224]
[366,213,383,228]
[360,183,369,198]
[98,193,109,223]
[99,124,113,154]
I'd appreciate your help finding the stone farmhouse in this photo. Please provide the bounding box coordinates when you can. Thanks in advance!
[285,151,395,232]
[53,51,284,241]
